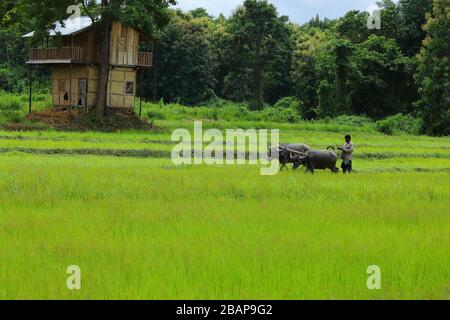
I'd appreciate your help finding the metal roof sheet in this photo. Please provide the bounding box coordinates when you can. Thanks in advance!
[23,16,95,38]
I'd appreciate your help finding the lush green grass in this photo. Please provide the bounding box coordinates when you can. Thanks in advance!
[0,91,51,125]
[0,154,448,299]
[0,96,449,299]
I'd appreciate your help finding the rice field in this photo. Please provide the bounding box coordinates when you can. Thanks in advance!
[0,121,449,299]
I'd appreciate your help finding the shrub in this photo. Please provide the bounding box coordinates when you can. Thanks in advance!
[0,94,22,110]
[274,96,301,110]
[0,110,24,123]
[220,103,251,121]
[430,112,450,136]
[261,106,301,123]
[331,115,373,127]
[376,114,423,135]
[147,110,167,120]
[280,108,301,123]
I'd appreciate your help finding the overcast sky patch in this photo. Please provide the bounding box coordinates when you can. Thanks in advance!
[173,0,386,24]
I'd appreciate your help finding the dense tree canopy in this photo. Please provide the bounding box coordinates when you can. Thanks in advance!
[222,0,292,110]
[414,0,450,135]
[146,11,217,105]
[1,0,448,135]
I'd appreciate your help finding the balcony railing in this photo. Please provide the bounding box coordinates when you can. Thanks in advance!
[137,52,153,67]
[28,47,152,67]
[28,47,86,63]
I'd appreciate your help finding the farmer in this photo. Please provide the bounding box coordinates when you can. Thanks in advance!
[338,135,354,174]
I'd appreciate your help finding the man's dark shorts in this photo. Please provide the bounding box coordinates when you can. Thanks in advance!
[341,160,353,173]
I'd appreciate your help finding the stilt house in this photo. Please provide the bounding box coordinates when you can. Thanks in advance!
[23,17,154,110]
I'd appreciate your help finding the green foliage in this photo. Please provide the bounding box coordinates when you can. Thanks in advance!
[414,0,450,136]
[329,115,374,127]
[260,106,301,123]
[336,10,370,43]
[273,96,300,110]
[317,80,339,118]
[398,0,433,56]
[147,110,167,120]
[0,91,52,126]
[223,0,293,110]
[0,0,448,135]
[348,35,417,118]
[290,27,334,119]
[145,11,217,105]
[376,113,423,135]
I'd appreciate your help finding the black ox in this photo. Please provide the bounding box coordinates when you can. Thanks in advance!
[268,143,310,170]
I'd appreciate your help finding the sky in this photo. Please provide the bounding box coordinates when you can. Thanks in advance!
[174,0,383,24]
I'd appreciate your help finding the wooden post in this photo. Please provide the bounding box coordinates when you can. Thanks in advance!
[69,63,73,108]
[28,64,32,115]
[153,42,157,103]
[71,36,74,60]
[70,36,74,108]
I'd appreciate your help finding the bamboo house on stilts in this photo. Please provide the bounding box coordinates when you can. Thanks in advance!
[23,16,155,112]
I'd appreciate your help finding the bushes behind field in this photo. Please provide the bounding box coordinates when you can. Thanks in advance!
[0,91,429,136]
[376,114,423,135]
[0,91,52,125]
[141,98,378,132]
[134,98,439,135]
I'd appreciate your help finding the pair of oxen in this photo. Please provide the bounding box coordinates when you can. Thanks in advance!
[268,143,339,173]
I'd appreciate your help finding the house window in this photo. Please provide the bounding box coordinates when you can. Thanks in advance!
[125,81,134,95]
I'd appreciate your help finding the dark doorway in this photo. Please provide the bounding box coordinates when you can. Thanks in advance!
[79,78,88,108]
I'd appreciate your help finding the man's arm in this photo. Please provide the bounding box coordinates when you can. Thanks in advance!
[342,144,354,154]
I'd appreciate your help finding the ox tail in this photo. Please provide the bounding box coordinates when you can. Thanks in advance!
[327,146,336,151]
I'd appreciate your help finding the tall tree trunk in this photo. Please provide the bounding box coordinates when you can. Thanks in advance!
[95,20,111,115]
[250,63,264,110]
[95,1,111,115]
[250,40,264,110]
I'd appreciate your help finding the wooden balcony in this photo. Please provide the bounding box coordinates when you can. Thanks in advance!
[27,47,153,67]
[137,52,153,67]
[27,47,88,64]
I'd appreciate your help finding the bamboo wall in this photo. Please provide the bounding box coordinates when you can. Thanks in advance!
[51,65,89,107]
[50,21,140,109]
[107,67,136,108]
[51,65,136,109]
[110,21,140,66]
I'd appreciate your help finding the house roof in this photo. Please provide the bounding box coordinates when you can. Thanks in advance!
[23,16,96,38]
[22,15,158,41]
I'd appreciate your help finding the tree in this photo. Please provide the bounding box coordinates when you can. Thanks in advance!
[374,0,402,41]
[23,0,176,115]
[290,26,334,118]
[348,35,416,118]
[0,0,50,93]
[336,10,370,44]
[414,0,450,135]
[398,0,433,56]
[223,0,291,110]
[189,8,211,19]
[334,40,353,114]
[146,10,216,105]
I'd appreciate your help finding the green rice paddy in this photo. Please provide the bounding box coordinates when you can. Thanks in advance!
[0,120,449,299]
